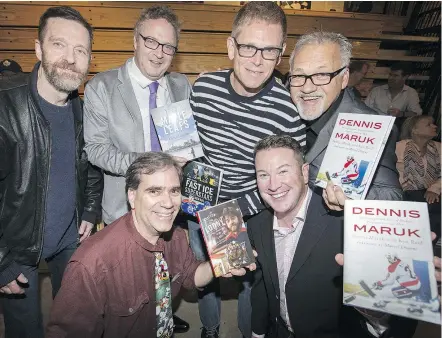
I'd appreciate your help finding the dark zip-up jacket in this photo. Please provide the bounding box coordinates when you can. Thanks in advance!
[0,63,103,285]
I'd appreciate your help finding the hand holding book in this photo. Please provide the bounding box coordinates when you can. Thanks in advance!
[322,180,348,211]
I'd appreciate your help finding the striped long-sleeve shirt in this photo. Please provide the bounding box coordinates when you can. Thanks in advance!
[190,69,306,216]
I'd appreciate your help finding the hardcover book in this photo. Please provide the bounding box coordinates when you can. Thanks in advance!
[343,200,440,324]
[197,200,255,277]
[150,100,204,160]
[315,113,395,200]
[181,161,223,216]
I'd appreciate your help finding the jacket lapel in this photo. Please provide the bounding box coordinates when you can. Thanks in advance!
[259,209,280,296]
[117,60,145,151]
[286,193,331,284]
[165,74,178,103]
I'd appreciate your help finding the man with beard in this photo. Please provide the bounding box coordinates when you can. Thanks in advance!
[0,6,102,338]
[83,6,192,331]
[288,31,402,211]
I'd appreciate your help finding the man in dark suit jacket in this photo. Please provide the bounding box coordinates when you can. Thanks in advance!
[248,135,373,338]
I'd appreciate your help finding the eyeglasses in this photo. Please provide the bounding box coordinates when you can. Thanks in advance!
[288,66,347,87]
[232,37,283,61]
[139,34,177,56]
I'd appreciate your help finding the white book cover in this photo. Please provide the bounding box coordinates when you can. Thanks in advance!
[343,200,440,324]
[315,113,395,200]
[151,100,204,160]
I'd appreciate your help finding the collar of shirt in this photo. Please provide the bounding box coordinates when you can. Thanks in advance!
[127,57,168,92]
[382,84,409,93]
[273,188,312,233]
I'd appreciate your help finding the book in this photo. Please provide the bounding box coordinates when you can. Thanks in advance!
[150,99,204,160]
[343,200,440,324]
[197,200,255,277]
[181,161,223,216]
[315,113,395,200]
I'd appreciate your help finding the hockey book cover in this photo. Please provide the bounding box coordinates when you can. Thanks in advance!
[150,99,204,160]
[181,161,223,216]
[315,113,395,200]
[197,200,255,277]
[343,200,440,324]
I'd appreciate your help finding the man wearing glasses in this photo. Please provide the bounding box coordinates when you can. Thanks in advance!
[288,32,417,338]
[288,31,402,211]
[83,6,191,333]
[189,2,305,338]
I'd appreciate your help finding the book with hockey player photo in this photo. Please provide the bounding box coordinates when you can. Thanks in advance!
[181,161,223,216]
[315,113,395,200]
[150,99,204,160]
[197,200,255,277]
[343,200,440,324]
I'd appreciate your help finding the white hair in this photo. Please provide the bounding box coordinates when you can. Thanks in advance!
[289,31,353,72]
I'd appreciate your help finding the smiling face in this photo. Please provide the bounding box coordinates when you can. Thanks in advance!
[134,18,176,81]
[127,167,181,241]
[290,42,349,121]
[227,20,286,97]
[256,147,309,220]
[225,213,240,233]
[35,18,91,93]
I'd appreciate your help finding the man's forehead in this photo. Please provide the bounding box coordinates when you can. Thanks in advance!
[293,43,340,68]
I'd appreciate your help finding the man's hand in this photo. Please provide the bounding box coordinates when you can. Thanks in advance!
[222,250,258,278]
[323,181,348,211]
[172,156,189,167]
[0,273,28,294]
[78,221,94,242]
[335,233,441,283]
[387,107,401,117]
[424,190,440,204]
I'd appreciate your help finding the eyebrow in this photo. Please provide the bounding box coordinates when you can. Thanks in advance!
[48,35,89,50]
[292,65,330,73]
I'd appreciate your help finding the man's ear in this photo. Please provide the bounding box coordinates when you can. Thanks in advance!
[276,42,287,66]
[35,39,42,61]
[227,37,235,61]
[302,163,309,185]
[127,189,136,209]
[341,68,350,89]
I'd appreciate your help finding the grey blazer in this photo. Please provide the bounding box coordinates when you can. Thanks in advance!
[306,88,403,201]
[83,59,192,224]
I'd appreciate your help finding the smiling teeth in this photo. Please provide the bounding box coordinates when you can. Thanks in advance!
[272,192,288,199]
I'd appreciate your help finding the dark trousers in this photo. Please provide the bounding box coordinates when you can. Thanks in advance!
[0,243,77,338]
[403,189,441,239]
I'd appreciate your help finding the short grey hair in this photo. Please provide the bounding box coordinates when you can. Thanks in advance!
[289,31,353,72]
[254,135,304,166]
[134,6,181,43]
[125,152,183,192]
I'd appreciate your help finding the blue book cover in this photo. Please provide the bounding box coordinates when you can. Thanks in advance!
[151,100,204,160]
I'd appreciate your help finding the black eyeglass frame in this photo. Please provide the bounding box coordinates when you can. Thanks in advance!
[288,66,347,87]
[138,34,178,56]
[231,37,283,61]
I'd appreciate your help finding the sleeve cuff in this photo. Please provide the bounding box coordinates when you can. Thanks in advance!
[81,210,97,224]
[252,332,266,338]
[0,261,22,287]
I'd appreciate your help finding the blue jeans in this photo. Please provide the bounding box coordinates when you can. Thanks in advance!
[0,243,77,338]
[188,220,252,337]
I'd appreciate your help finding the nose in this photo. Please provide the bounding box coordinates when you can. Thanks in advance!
[267,175,281,192]
[65,47,75,64]
[153,45,164,59]
[161,193,174,208]
[250,50,264,66]
[301,77,317,94]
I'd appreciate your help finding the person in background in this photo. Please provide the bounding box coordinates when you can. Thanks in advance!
[189,2,305,337]
[46,152,255,338]
[0,59,26,87]
[347,60,369,99]
[83,6,191,331]
[0,6,102,338]
[365,62,422,118]
[396,115,441,239]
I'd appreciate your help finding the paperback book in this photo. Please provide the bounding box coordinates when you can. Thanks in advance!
[150,99,204,160]
[197,200,255,277]
[315,113,395,199]
[181,161,223,216]
[343,200,440,324]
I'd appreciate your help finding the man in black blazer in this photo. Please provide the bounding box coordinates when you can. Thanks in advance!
[247,135,424,338]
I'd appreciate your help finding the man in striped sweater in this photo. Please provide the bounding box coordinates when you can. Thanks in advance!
[188,2,305,338]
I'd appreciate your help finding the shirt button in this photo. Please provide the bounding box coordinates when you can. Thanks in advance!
[128,307,134,313]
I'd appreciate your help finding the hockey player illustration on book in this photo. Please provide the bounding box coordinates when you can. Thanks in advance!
[347,253,440,316]
[329,155,370,196]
